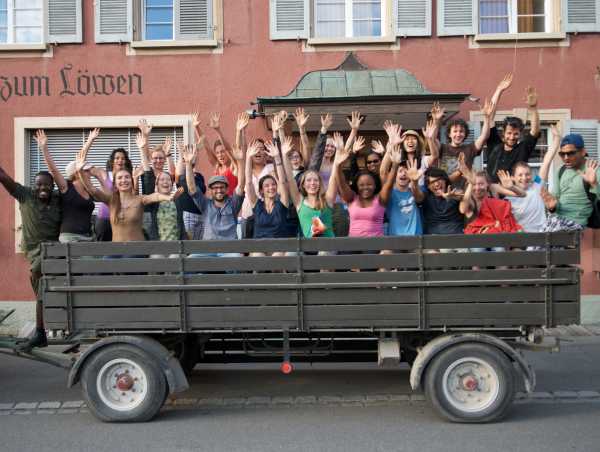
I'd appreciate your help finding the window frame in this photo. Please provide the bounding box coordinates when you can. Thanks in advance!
[478,0,555,35]
[13,115,192,253]
[313,0,386,39]
[0,0,45,46]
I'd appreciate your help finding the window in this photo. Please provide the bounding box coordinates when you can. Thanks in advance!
[479,0,552,34]
[0,0,43,44]
[314,0,382,38]
[95,0,216,44]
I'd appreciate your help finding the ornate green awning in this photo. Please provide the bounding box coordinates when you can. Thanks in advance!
[256,53,469,132]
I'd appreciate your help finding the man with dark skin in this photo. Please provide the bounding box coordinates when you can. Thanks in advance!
[0,166,61,349]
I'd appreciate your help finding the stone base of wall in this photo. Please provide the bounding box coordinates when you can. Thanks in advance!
[0,301,35,336]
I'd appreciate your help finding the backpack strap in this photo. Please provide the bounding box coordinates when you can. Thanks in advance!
[557,164,593,201]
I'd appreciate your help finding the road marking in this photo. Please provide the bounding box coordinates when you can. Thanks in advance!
[0,390,599,416]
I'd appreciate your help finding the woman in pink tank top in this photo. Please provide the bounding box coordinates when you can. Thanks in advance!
[334,137,401,237]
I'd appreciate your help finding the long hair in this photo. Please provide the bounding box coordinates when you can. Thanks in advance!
[106,148,133,174]
[298,170,327,211]
[109,169,134,225]
[400,133,425,168]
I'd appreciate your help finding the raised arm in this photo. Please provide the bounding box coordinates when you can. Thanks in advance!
[77,127,100,162]
[0,165,18,194]
[344,111,363,152]
[233,143,246,197]
[489,73,513,119]
[281,134,302,209]
[333,132,354,204]
[379,122,402,184]
[494,170,526,197]
[429,102,445,149]
[138,119,153,162]
[475,98,494,152]
[135,132,151,172]
[540,123,561,183]
[208,112,233,155]
[267,138,290,207]
[526,86,540,138]
[244,141,259,207]
[422,118,439,165]
[294,107,311,164]
[192,111,217,167]
[182,145,198,195]
[235,112,250,152]
[142,187,183,205]
[379,145,401,205]
[35,130,67,193]
[162,136,176,178]
[459,181,474,216]
[406,159,425,203]
[77,168,111,203]
[306,113,333,171]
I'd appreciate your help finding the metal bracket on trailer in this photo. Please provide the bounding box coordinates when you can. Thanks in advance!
[409,333,536,393]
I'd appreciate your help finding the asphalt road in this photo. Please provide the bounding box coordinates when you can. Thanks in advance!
[1,336,599,452]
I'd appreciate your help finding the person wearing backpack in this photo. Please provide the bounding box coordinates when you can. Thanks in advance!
[540,133,600,231]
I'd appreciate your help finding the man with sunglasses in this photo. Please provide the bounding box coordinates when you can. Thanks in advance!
[540,133,600,231]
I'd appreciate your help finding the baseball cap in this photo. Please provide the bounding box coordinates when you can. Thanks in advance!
[560,134,585,149]
[65,160,92,179]
[208,175,229,187]
[401,130,420,139]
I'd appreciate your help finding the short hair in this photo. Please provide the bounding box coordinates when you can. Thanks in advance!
[474,170,491,184]
[351,170,382,195]
[255,138,265,146]
[512,161,531,175]
[424,167,450,185]
[213,139,224,149]
[503,116,524,131]
[35,170,54,184]
[258,174,277,192]
[445,119,470,141]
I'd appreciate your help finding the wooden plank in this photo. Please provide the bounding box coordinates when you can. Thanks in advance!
[183,238,300,254]
[187,290,298,306]
[44,241,181,257]
[553,303,580,326]
[423,231,578,249]
[68,292,181,307]
[304,304,418,327]
[427,268,577,282]
[44,292,67,308]
[426,285,579,303]
[300,236,420,252]
[73,321,181,330]
[423,249,579,268]
[303,288,419,304]
[44,308,67,324]
[73,307,180,323]
[183,256,298,273]
[188,306,297,328]
[302,254,419,271]
[428,303,543,327]
[43,258,181,274]
[303,271,421,284]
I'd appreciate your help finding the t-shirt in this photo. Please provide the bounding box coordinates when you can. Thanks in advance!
[192,191,244,240]
[439,143,479,189]
[60,181,94,235]
[176,173,206,215]
[10,184,61,258]
[253,198,292,239]
[486,127,538,183]
[297,199,334,238]
[387,189,423,236]
[420,192,464,235]
[505,177,546,232]
[156,201,179,241]
[553,164,600,226]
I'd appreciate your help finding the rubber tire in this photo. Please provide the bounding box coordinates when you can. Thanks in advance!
[80,344,167,423]
[424,343,515,423]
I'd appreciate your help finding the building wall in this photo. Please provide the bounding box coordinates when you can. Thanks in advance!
[1,0,599,300]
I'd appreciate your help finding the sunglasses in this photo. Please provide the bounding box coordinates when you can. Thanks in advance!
[558,151,579,158]
[366,159,381,165]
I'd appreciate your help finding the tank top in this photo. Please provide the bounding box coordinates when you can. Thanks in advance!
[60,182,95,235]
[297,198,334,238]
[348,196,385,237]
[215,166,238,196]
[97,173,113,219]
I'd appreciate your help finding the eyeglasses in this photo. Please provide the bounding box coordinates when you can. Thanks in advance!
[558,151,579,158]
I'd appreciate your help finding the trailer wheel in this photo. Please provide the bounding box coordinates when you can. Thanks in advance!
[424,343,514,423]
[81,344,167,422]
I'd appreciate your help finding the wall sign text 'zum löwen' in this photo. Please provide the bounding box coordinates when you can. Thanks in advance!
[0,64,143,102]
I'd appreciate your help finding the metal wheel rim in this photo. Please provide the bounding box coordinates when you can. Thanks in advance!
[441,356,500,414]
[96,358,148,412]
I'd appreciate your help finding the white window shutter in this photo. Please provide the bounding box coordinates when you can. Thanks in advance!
[176,0,212,40]
[47,0,82,43]
[564,0,600,32]
[437,0,476,36]
[395,0,432,36]
[95,0,133,43]
[269,0,309,40]
[565,120,600,160]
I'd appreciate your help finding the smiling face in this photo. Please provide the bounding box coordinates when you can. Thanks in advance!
[365,153,382,175]
[558,144,585,169]
[427,175,447,197]
[112,151,127,172]
[34,174,53,202]
[503,125,521,149]
[252,142,267,166]
[301,171,322,196]
[356,174,376,200]
[115,170,133,193]
[156,172,173,195]
[473,174,489,200]
[214,144,230,165]
[513,164,532,190]
[259,176,278,200]
[151,149,166,172]
[449,124,466,147]
[288,150,303,170]
[395,166,410,189]
[209,182,228,202]
[403,135,418,153]
[324,137,336,159]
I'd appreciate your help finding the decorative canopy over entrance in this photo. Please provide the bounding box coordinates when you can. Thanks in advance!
[256,53,469,132]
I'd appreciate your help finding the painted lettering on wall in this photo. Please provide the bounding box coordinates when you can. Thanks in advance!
[0,64,142,102]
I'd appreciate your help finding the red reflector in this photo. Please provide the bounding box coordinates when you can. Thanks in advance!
[281,361,293,374]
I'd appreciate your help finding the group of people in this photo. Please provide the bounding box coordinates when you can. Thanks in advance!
[1,73,598,348]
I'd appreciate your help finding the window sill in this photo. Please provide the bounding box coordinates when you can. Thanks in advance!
[306,36,396,46]
[130,39,218,49]
[0,43,47,51]
[474,32,566,42]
